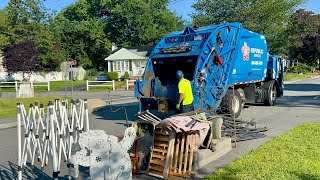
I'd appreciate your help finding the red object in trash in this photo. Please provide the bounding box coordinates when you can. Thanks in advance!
[217,55,223,65]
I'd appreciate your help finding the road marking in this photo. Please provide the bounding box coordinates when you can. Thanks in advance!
[313,96,319,100]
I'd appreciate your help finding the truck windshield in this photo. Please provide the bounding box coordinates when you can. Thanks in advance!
[152,56,198,86]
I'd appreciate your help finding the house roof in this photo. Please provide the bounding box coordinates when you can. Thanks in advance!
[105,46,153,61]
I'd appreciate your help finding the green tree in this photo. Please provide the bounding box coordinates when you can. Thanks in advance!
[5,0,47,42]
[1,0,65,72]
[105,0,184,46]
[191,0,305,54]
[54,0,183,68]
[0,10,10,48]
[34,25,66,71]
[286,9,320,64]
[52,14,111,69]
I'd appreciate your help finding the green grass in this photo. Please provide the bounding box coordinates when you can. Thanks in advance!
[205,123,320,180]
[0,80,86,92]
[284,72,320,81]
[0,80,129,92]
[0,96,71,119]
[88,81,126,92]
[48,80,86,91]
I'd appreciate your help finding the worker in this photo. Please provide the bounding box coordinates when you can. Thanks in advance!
[176,70,194,113]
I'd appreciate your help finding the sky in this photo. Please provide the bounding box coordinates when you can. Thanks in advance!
[0,0,319,21]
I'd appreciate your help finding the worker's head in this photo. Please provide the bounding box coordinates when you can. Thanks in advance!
[176,70,184,80]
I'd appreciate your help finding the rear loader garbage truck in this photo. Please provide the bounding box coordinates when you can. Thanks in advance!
[134,22,284,117]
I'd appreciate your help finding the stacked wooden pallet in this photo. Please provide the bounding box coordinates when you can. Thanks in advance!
[147,127,196,179]
[147,127,175,179]
[169,132,195,178]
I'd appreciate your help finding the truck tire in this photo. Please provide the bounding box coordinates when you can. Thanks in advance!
[265,84,277,106]
[236,88,246,108]
[221,89,242,118]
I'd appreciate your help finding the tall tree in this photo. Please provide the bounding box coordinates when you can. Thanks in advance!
[54,0,184,69]
[5,0,47,42]
[104,0,184,46]
[1,0,65,72]
[0,10,10,48]
[285,9,319,63]
[191,0,305,54]
[297,30,320,66]
[52,15,111,69]
[3,39,40,79]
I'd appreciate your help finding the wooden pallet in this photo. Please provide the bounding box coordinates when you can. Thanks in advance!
[147,128,196,179]
[147,127,175,179]
[169,132,195,177]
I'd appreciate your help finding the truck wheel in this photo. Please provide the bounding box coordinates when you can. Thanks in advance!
[221,89,242,118]
[265,84,277,106]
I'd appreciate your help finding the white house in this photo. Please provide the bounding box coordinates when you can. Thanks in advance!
[105,46,153,79]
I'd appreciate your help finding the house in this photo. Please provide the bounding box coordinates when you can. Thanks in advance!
[105,46,153,79]
[60,63,86,81]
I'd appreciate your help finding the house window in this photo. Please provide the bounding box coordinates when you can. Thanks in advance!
[110,61,113,71]
[129,60,132,71]
[125,61,129,70]
[121,61,125,71]
[117,61,120,71]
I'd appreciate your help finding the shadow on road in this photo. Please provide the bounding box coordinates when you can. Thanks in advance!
[0,161,51,180]
[285,83,320,91]
[92,102,177,122]
[277,95,320,108]
[92,102,140,121]
[0,161,91,180]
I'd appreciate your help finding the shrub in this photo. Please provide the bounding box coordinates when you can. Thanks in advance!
[124,72,130,79]
[84,69,99,80]
[107,71,118,80]
[86,69,98,77]
[291,63,314,74]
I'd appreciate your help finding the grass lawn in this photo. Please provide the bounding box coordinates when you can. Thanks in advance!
[88,81,126,92]
[0,80,129,92]
[0,96,71,119]
[0,80,87,92]
[205,123,320,179]
[284,72,320,81]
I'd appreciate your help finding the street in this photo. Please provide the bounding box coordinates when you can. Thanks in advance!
[0,77,319,179]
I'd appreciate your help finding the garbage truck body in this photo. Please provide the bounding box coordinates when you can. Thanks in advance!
[134,22,284,117]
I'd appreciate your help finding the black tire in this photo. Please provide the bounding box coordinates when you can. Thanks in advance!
[220,89,242,118]
[265,84,277,106]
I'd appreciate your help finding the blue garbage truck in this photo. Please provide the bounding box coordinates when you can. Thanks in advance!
[134,22,284,117]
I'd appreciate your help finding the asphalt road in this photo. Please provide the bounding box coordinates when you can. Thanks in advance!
[0,77,319,179]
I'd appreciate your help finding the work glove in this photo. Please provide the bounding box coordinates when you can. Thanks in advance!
[176,103,180,110]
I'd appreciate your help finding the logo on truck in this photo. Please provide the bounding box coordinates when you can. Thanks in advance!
[241,42,250,61]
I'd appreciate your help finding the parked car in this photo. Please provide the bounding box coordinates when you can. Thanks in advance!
[96,73,108,81]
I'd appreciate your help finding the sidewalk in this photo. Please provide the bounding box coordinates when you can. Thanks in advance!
[0,117,19,130]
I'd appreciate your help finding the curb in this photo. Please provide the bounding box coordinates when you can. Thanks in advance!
[0,121,22,130]
[284,75,320,84]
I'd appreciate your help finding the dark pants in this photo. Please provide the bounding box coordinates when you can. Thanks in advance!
[181,103,194,113]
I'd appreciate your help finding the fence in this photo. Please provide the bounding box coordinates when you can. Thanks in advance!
[0,81,50,91]
[86,80,115,91]
[16,99,90,180]
[126,80,136,90]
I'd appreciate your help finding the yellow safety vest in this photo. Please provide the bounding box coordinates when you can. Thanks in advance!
[178,79,193,105]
